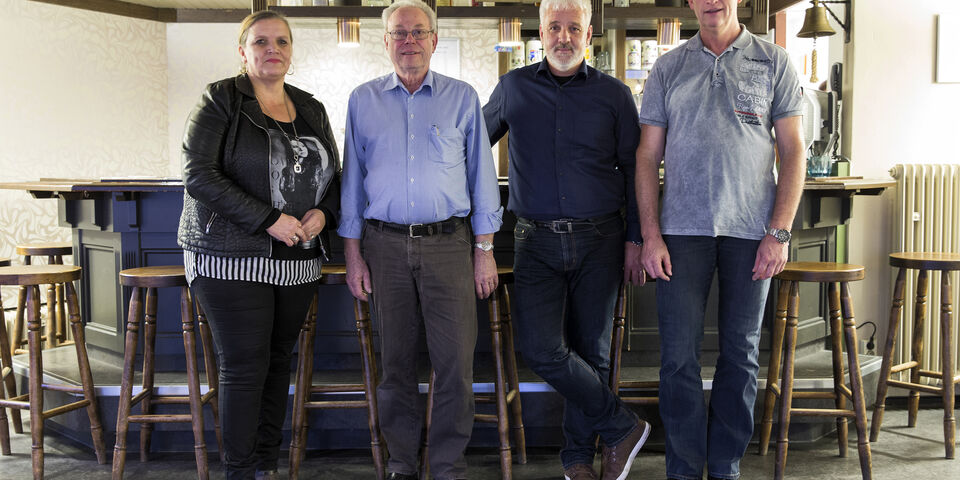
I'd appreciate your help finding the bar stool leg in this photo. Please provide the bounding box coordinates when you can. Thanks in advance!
[52,255,69,345]
[44,281,58,349]
[195,304,223,462]
[498,286,526,464]
[27,286,45,479]
[113,286,143,479]
[0,292,22,440]
[62,282,105,465]
[140,288,159,462]
[827,282,848,458]
[759,280,790,456]
[939,273,956,459]
[908,270,929,427]
[180,286,209,480]
[487,289,513,479]
[289,294,318,478]
[0,294,11,456]
[12,286,27,356]
[421,370,436,480]
[839,282,872,479]
[871,268,907,442]
[774,281,800,480]
[356,299,386,480]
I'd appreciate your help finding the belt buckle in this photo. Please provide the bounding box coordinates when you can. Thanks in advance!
[550,220,573,234]
[408,223,424,238]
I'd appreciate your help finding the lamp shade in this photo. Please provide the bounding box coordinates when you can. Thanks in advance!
[338,17,360,48]
[497,18,523,48]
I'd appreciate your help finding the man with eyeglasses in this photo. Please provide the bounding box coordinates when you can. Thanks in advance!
[338,1,502,479]
[483,0,649,479]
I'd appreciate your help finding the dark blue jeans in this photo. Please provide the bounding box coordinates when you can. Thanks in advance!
[656,235,770,480]
[512,216,638,468]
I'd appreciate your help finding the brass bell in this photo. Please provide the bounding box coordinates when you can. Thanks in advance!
[797,0,836,38]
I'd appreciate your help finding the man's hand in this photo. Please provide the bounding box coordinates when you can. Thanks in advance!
[299,209,327,241]
[266,213,307,247]
[752,234,788,281]
[640,234,672,281]
[474,249,498,299]
[623,242,646,286]
[344,238,373,301]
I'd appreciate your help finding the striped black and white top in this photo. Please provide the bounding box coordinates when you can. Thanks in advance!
[184,250,321,286]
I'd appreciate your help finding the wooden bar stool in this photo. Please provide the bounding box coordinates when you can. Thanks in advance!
[422,266,527,480]
[0,264,107,479]
[757,262,872,480]
[112,265,222,480]
[610,279,659,405]
[871,252,960,459]
[11,242,74,354]
[288,264,386,480]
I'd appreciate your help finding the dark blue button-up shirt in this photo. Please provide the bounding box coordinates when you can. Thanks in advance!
[483,60,642,241]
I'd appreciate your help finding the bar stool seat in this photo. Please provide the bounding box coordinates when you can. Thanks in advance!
[871,252,960,459]
[0,265,107,479]
[758,262,872,480]
[288,264,386,479]
[112,265,222,479]
[11,242,74,355]
[422,266,527,480]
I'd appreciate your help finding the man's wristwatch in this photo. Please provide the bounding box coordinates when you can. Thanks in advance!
[767,227,792,244]
[474,241,494,252]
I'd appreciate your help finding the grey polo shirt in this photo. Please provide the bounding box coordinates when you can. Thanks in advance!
[639,26,803,240]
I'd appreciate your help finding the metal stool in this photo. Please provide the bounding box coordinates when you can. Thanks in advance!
[421,266,527,480]
[757,262,872,480]
[112,265,221,479]
[288,264,385,479]
[11,242,73,354]
[871,252,960,459]
[610,279,659,405]
[0,264,107,479]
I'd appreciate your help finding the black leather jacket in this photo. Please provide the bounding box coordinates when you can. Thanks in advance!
[177,75,340,258]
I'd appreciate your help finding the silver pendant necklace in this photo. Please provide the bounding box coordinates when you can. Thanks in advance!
[257,91,307,174]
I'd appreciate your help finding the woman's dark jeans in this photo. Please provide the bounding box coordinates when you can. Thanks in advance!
[191,276,317,480]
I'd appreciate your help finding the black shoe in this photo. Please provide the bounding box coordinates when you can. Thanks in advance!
[387,473,418,480]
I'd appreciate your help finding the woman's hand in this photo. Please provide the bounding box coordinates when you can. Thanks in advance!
[266,213,307,247]
[299,209,327,242]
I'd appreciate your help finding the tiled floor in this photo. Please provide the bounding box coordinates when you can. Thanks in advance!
[1,405,958,479]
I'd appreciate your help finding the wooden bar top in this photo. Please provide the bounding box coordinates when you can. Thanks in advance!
[1,176,895,197]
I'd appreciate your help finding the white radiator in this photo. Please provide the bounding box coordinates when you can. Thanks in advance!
[889,163,960,377]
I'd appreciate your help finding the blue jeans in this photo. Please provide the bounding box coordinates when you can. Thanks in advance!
[512,215,638,468]
[656,235,770,480]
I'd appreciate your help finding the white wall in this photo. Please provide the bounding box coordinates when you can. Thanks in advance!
[845,0,960,341]
[0,0,168,307]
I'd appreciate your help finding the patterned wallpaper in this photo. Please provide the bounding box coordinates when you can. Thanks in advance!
[167,19,500,172]
[0,4,500,311]
[0,0,168,308]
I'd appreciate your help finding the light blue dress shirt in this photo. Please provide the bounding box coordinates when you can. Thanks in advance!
[338,70,503,239]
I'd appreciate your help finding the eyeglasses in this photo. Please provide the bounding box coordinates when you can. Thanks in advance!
[387,29,435,41]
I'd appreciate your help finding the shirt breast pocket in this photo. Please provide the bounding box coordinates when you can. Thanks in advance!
[429,126,466,166]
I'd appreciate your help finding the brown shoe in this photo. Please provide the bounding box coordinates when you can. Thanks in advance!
[563,463,599,480]
[600,419,652,480]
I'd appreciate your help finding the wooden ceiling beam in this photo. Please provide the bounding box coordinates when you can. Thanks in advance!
[30,0,175,22]
[770,0,806,15]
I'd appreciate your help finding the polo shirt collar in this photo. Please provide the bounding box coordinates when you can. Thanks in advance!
[684,24,752,54]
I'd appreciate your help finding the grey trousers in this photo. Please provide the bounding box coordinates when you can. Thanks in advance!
[363,220,477,480]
